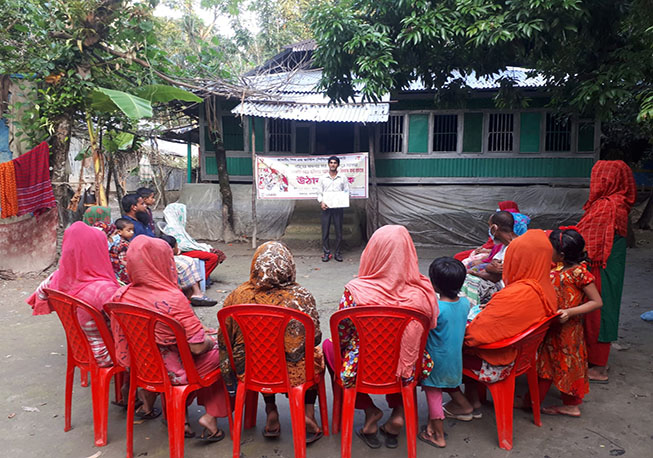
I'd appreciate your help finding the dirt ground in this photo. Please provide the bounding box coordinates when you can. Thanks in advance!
[1,234,652,458]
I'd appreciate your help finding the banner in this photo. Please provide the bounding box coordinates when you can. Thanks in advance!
[255,153,368,200]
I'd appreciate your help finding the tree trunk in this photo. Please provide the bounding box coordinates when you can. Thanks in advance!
[108,154,125,212]
[49,112,74,227]
[215,143,236,242]
[636,189,653,230]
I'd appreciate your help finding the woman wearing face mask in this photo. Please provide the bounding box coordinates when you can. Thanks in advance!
[459,211,519,310]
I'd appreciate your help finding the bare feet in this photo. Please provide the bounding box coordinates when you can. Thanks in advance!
[588,366,609,382]
[198,413,219,435]
[305,404,320,434]
[418,423,446,448]
[265,404,281,435]
[445,392,474,415]
[541,405,581,417]
[361,406,383,435]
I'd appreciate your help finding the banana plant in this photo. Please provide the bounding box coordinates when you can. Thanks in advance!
[86,85,201,206]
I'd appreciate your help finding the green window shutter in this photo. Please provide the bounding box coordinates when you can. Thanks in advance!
[519,112,541,153]
[222,116,244,151]
[462,112,483,153]
[407,114,429,153]
[578,122,595,152]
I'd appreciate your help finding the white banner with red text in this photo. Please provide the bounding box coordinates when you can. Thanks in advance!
[254,153,368,200]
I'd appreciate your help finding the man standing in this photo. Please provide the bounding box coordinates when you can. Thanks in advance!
[317,156,349,262]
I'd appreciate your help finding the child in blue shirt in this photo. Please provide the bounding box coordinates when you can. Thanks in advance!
[418,257,470,448]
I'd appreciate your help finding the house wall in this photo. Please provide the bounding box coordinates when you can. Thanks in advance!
[199,96,598,185]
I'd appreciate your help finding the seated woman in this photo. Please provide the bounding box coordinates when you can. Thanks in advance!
[460,211,518,309]
[161,203,226,281]
[218,242,325,444]
[112,236,228,440]
[443,229,557,419]
[454,200,530,264]
[28,222,119,367]
[323,225,438,449]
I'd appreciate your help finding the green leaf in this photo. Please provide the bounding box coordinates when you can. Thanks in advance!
[90,87,153,119]
[134,84,202,104]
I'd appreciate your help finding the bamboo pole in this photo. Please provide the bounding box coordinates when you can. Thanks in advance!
[251,118,257,249]
[368,124,379,232]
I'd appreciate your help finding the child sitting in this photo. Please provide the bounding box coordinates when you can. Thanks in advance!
[418,257,470,448]
[109,218,134,284]
[160,234,217,307]
[534,227,602,417]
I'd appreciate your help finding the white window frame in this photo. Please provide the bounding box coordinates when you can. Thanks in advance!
[267,118,293,153]
[543,112,573,153]
[485,112,517,153]
[379,114,406,154]
[431,113,460,153]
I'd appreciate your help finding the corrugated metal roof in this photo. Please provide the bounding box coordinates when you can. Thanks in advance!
[234,100,389,123]
[405,67,546,91]
[233,66,545,122]
[233,69,390,122]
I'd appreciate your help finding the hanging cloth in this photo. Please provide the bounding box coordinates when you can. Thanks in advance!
[0,160,18,218]
[13,142,56,215]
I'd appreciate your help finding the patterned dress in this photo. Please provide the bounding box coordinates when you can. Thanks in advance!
[337,288,432,388]
[109,239,130,284]
[537,263,594,398]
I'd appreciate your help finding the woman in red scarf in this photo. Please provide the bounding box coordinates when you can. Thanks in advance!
[113,236,229,441]
[323,225,438,448]
[577,160,636,382]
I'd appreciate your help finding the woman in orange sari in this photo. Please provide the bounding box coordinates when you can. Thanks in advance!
[443,229,558,418]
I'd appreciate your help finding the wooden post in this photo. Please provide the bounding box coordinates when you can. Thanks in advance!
[251,118,257,249]
[187,130,192,183]
[368,124,379,232]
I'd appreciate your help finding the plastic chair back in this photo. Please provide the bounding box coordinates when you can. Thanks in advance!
[218,304,316,393]
[105,302,228,458]
[329,305,430,394]
[45,288,124,446]
[463,313,560,451]
[104,302,207,391]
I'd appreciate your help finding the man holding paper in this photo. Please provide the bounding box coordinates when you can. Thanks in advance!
[317,156,350,262]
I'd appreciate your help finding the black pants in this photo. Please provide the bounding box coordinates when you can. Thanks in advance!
[321,208,343,255]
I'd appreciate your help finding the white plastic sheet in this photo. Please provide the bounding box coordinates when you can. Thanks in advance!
[177,183,294,241]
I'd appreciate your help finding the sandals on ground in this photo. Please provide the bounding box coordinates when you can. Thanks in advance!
[135,407,161,420]
[356,428,382,449]
[199,427,225,442]
[379,424,399,448]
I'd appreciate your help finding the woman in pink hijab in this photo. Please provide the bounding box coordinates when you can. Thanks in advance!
[112,236,229,441]
[27,221,120,367]
[323,225,438,449]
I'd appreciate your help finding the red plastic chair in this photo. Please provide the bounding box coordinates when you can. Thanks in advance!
[329,306,430,458]
[44,289,126,447]
[105,302,233,458]
[217,304,329,458]
[462,313,560,451]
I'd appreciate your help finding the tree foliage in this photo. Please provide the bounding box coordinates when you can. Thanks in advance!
[308,0,653,122]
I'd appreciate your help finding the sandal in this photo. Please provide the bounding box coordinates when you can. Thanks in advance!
[262,425,281,438]
[356,428,382,449]
[541,405,581,418]
[135,407,161,420]
[185,422,196,439]
[190,295,217,307]
[379,424,399,448]
[112,399,143,411]
[199,427,225,442]
[417,428,445,449]
[443,405,473,422]
[306,430,324,445]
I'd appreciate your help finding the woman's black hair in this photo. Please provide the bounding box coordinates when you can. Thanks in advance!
[428,256,467,299]
[159,234,178,250]
[549,229,588,265]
